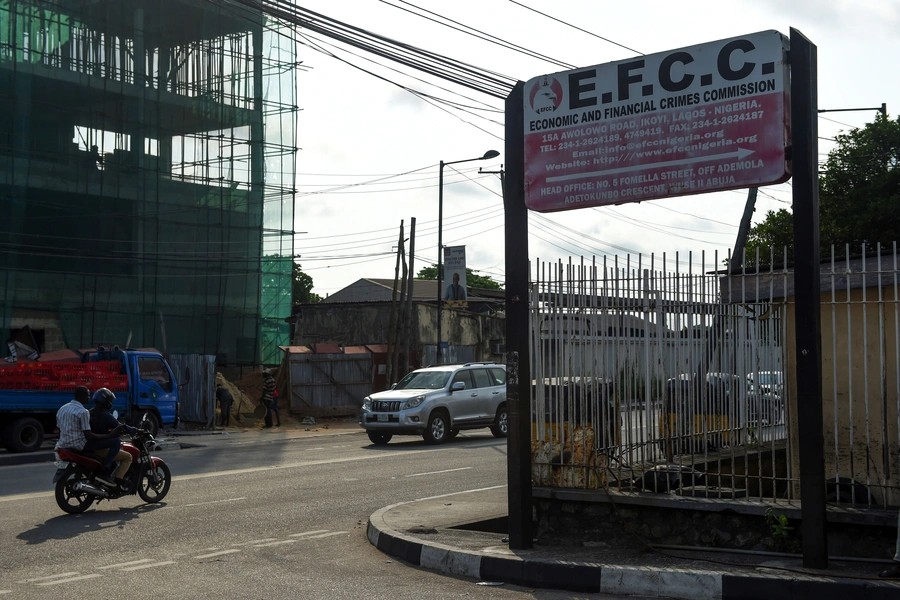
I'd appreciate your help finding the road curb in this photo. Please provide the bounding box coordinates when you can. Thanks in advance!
[367,500,900,598]
[0,451,55,467]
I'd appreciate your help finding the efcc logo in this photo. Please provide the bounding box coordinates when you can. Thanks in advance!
[529,76,563,113]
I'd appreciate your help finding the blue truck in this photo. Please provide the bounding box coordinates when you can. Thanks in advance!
[0,348,183,453]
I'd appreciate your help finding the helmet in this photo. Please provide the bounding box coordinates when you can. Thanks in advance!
[92,388,115,411]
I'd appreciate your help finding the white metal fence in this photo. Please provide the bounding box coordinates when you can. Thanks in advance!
[529,247,900,508]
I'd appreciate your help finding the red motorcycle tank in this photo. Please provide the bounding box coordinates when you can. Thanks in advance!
[121,442,140,460]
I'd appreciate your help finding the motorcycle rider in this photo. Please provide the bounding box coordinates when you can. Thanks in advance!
[89,388,138,490]
[54,385,122,487]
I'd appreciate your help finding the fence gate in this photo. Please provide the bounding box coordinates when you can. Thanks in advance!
[287,352,372,417]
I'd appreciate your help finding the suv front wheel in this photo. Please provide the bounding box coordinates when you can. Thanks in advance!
[367,432,393,445]
[423,411,449,444]
[490,404,508,438]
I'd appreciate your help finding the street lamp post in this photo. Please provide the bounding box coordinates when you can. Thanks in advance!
[436,149,500,364]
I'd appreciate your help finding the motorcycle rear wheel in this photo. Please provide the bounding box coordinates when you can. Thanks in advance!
[55,470,95,514]
[138,462,171,503]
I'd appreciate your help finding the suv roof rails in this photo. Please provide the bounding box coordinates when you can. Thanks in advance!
[423,361,497,368]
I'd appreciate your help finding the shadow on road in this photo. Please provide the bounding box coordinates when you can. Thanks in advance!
[17,503,167,545]
[362,434,500,451]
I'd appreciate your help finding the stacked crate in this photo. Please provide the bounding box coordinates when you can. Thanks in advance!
[0,361,127,392]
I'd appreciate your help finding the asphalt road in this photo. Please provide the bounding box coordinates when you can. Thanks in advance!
[0,430,655,599]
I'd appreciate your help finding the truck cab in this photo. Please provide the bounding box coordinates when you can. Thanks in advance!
[0,348,182,452]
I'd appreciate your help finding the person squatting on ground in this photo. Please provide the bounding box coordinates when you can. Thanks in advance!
[261,369,278,428]
[216,384,234,426]
[54,385,122,487]
[89,388,138,490]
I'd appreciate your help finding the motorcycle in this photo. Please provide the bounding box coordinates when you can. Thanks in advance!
[52,414,171,514]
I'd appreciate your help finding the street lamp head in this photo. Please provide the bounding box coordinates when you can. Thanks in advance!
[482,150,500,160]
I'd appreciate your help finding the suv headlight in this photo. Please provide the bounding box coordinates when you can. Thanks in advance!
[362,397,372,410]
[405,395,425,409]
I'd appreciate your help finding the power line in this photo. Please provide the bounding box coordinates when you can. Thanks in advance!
[380,0,574,69]
[508,0,642,56]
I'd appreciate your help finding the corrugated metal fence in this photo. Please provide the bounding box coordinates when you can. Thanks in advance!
[286,352,372,416]
[168,354,216,427]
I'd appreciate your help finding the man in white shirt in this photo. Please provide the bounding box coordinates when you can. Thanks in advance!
[55,385,122,487]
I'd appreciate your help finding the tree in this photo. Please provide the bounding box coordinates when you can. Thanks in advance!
[743,114,900,266]
[292,262,321,304]
[415,264,503,290]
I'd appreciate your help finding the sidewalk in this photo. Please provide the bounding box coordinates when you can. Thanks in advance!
[366,485,900,599]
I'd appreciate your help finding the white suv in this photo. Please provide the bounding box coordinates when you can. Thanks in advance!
[359,362,508,445]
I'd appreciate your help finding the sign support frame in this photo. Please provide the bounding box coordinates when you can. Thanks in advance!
[504,81,533,550]
[789,27,828,569]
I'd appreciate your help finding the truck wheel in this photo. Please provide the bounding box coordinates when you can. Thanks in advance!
[3,417,44,453]
[136,411,160,437]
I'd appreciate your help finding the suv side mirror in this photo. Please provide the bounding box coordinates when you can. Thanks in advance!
[451,381,465,392]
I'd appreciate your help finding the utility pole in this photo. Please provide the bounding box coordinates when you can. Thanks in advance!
[393,229,408,381]
[730,187,758,272]
[403,218,416,375]
[386,221,404,387]
[479,165,506,196]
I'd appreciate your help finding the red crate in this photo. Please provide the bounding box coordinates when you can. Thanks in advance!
[39,382,60,391]
[72,376,94,387]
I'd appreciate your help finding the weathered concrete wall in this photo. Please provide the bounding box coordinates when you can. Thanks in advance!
[416,304,506,364]
[786,287,900,506]
[534,496,896,559]
[291,301,505,367]
[292,304,395,348]
[11,310,66,352]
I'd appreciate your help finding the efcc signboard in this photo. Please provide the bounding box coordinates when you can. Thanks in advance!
[524,30,790,212]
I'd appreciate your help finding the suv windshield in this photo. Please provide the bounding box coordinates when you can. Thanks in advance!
[394,371,451,390]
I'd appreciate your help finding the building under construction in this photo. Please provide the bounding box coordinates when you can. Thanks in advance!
[0,0,298,365]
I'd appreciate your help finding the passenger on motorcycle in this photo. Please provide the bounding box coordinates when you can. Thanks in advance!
[90,388,138,490]
[54,385,123,487]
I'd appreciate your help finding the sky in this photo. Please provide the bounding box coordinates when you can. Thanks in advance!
[287,0,900,298]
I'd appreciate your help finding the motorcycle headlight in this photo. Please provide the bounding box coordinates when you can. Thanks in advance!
[362,397,372,410]
[405,395,425,409]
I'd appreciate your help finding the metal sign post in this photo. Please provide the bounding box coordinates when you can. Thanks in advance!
[504,81,533,549]
[789,27,828,570]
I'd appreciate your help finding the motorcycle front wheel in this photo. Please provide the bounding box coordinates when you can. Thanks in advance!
[138,462,171,503]
[55,469,94,514]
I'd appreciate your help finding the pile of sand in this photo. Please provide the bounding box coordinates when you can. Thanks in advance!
[214,369,298,429]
